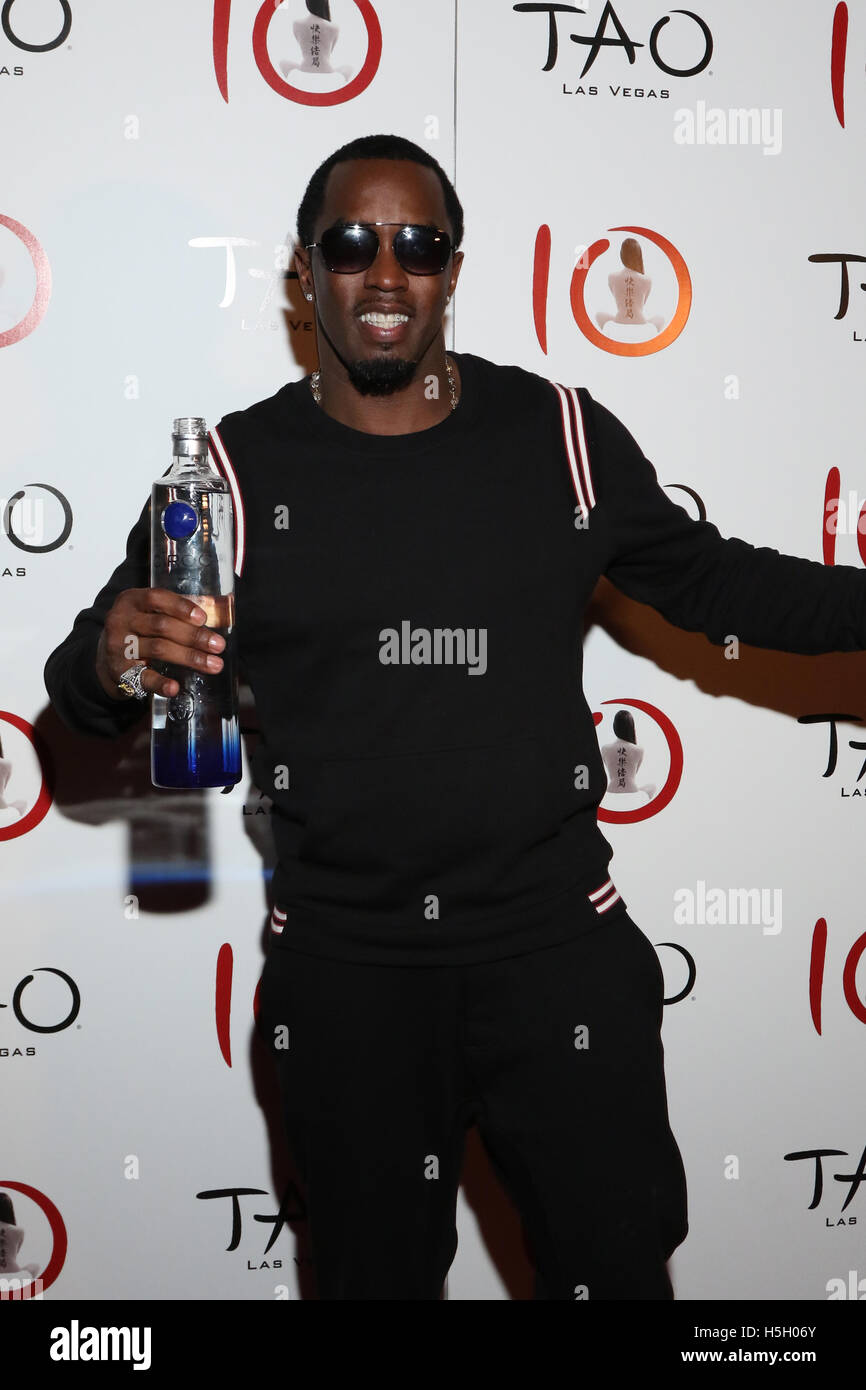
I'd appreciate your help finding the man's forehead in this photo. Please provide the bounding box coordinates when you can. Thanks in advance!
[319,160,445,222]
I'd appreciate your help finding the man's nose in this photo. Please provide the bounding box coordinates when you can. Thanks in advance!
[364,234,409,289]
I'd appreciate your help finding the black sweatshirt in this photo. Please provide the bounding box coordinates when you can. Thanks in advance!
[44,351,866,964]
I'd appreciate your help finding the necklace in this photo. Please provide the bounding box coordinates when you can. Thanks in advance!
[309,355,458,412]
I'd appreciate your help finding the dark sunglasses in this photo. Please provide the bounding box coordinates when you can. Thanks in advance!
[305,222,453,276]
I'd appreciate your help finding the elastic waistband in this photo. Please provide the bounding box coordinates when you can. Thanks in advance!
[268,869,624,952]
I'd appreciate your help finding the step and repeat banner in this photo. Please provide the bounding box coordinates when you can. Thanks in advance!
[3,0,866,1301]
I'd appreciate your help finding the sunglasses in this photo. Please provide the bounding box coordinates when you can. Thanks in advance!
[305,222,453,276]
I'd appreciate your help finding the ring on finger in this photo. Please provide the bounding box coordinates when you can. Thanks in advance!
[117,663,149,700]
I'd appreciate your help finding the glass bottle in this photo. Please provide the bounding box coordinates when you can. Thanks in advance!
[150,417,241,789]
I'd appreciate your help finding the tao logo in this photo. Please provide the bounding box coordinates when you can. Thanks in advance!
[1,968,80,1034]
[1,0,71,52]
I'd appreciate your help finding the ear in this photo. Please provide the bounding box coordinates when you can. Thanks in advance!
[293,246,313,299]
[448,250,464,299]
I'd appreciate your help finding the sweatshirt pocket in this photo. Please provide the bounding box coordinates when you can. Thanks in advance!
[296,738,563,909]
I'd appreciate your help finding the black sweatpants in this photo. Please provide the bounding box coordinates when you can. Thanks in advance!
[258,910,688,1300]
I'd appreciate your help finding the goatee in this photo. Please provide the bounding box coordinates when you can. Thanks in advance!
[346,355,418,396]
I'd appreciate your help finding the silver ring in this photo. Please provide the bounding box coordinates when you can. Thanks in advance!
[117,664,149,700]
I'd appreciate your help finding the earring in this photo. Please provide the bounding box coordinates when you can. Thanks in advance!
[305,292,313,301]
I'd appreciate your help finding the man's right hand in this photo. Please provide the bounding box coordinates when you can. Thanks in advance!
[95,588,226,700]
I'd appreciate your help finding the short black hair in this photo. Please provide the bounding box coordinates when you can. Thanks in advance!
[296,133,464,250]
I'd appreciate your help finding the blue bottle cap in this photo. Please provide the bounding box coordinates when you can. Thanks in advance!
[162,500,199,539]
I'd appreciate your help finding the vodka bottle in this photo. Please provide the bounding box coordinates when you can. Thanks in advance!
[150,417,241,788]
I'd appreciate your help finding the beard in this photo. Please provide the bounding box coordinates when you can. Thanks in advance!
[345,354,418,396]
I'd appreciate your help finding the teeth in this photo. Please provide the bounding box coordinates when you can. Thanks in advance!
[360,312,409,327]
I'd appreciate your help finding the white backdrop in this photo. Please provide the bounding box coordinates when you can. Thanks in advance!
[3,0,866,1300]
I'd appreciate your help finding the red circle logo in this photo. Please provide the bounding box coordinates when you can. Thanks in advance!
[570,226,691,356]
[595,698,683,824]
[0,712,53,841]
[252,0,382,106]
[0,215,51,348]
[0,1181,67,1297]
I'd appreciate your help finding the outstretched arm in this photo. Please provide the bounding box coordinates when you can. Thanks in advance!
[584,391,866,654]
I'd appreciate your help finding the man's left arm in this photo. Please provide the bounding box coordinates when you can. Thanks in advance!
[583,390,866,654]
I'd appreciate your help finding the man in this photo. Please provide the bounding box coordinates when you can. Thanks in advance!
[44,133,866,1301]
